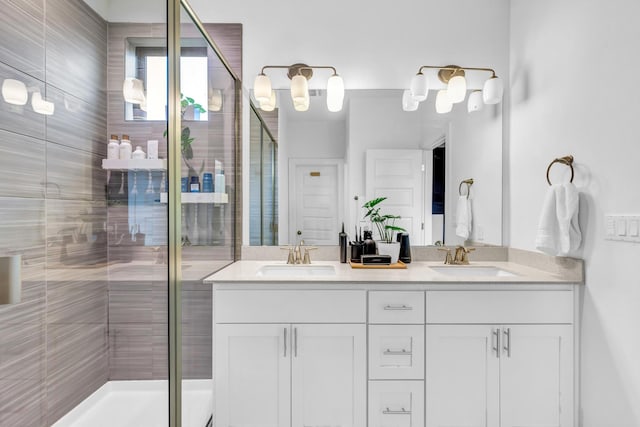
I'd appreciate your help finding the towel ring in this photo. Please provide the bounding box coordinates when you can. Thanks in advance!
[458,178,474,199]
[546,155,574,186]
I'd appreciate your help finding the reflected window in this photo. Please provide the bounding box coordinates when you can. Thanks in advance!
[126,42,209,121]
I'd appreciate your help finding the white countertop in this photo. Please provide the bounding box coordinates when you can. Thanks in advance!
[203,260,580,284]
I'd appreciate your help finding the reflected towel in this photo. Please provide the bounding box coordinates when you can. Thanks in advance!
[455,195,472,240]
[535,182,581,256]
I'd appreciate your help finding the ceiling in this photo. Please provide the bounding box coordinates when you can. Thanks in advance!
[90,0,511,90]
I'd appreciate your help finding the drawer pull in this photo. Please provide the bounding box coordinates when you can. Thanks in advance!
[383,407,411,415]
[383,348,412,356]
[383,304,413,311]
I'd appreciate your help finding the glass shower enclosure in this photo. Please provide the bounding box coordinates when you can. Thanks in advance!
[0,0,238,425]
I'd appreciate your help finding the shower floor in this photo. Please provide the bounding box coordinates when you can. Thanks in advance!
[53,380,212,427]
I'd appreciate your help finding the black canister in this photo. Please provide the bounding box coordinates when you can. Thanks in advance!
[350,241,364,263]
[397,232,412,264]
[363,230,377,255]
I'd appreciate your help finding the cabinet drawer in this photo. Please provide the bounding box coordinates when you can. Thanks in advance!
[369,381,424,427]
[369,325,424,380]
[369,291,425,324]
[426,290,574,324]
[214,290,366,323]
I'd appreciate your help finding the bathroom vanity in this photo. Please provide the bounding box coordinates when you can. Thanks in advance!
[205,259,582,427]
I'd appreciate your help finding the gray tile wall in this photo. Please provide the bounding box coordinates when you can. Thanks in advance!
[0,0,108,425]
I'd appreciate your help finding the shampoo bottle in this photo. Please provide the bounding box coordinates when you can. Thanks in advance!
[119,134,132,160]
[214,170,225,193]
[132,146,146,159]
[107,134,120,160]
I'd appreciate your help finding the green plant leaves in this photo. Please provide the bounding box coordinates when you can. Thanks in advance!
[362,197,406,243]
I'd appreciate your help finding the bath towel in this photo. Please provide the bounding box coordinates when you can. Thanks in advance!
[535,182,581,256]
[455,195,472,240]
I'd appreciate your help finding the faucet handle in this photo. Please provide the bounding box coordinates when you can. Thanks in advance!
[302,247,317,264]
[437,247,453,265]
[280,246,296,264]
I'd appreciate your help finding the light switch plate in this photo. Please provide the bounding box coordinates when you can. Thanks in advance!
[606,215,640,242]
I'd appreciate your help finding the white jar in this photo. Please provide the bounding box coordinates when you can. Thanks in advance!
[107,134,120,160]
[119,135,132,160]
[132,146,146,160]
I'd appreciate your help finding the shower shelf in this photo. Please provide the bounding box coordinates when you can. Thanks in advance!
[102,159,167,170]
[159,192,229,204]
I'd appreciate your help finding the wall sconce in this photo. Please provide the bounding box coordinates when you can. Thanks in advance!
[405,65,504,113]
[31,91,55,115]
[254,63,345,112]
[1,79,28,105]
[122,77,146,105]
[208,88,223,112]
[0,255,21,305]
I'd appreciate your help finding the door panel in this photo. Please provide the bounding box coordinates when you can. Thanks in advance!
[366,149,426,245]
[291,324,366,427]
[290,159,343,245]
[215,324,290,427]
[500,325,573,427]
[426,325,500,427]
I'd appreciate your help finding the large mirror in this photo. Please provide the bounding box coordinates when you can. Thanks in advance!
[247,88,502,247]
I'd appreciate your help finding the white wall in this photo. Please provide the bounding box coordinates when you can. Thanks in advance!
[509,1,640,425]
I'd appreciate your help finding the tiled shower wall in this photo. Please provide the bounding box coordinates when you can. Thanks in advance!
[0,0,108,425]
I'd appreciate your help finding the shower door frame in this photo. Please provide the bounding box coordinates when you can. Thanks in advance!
[167,1,242,426]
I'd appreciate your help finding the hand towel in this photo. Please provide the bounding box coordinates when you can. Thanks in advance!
[535,182,581,256]
[455,195,472,240]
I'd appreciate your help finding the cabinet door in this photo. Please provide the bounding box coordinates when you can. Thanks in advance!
[215,324,290,427]
[426,325,500,427]
[291,324,366,427]
[500,325,573,427]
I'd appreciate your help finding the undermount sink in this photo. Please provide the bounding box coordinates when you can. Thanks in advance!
[256,264,337,277]
[430,265,517,277]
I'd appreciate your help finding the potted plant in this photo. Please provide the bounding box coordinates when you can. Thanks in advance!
[363,197,406,263]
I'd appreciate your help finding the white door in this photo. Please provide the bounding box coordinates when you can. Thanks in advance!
[214,324,291,427]
[426,325,500,427]
[500,325,574,427]
[365,149,426,245]
[289,159,344,245]
[291,324,366,427]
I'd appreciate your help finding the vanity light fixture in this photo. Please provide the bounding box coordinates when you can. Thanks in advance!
[1,79,28,105]
[406,65,503,113]
[122,77,146,105]
[253,63,345,112]
[31,91,55,115]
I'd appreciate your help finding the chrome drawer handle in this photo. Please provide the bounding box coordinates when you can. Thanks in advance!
[383,407,411,415]
[383,304,413,311]
[383,348,412,356]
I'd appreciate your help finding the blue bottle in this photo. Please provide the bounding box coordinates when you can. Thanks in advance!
[181,177,189,192]
[189,176,200,193]
[202,173,213,192]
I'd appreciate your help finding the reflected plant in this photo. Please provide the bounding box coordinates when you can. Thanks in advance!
[164,94,206,177]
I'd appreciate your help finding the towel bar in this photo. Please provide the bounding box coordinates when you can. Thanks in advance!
[458,178,474,199]
[546,155,574,186]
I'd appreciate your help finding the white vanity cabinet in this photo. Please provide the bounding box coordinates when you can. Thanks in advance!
[425,290,575,427]
[210,274,579,427]
[213,290,367,427]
